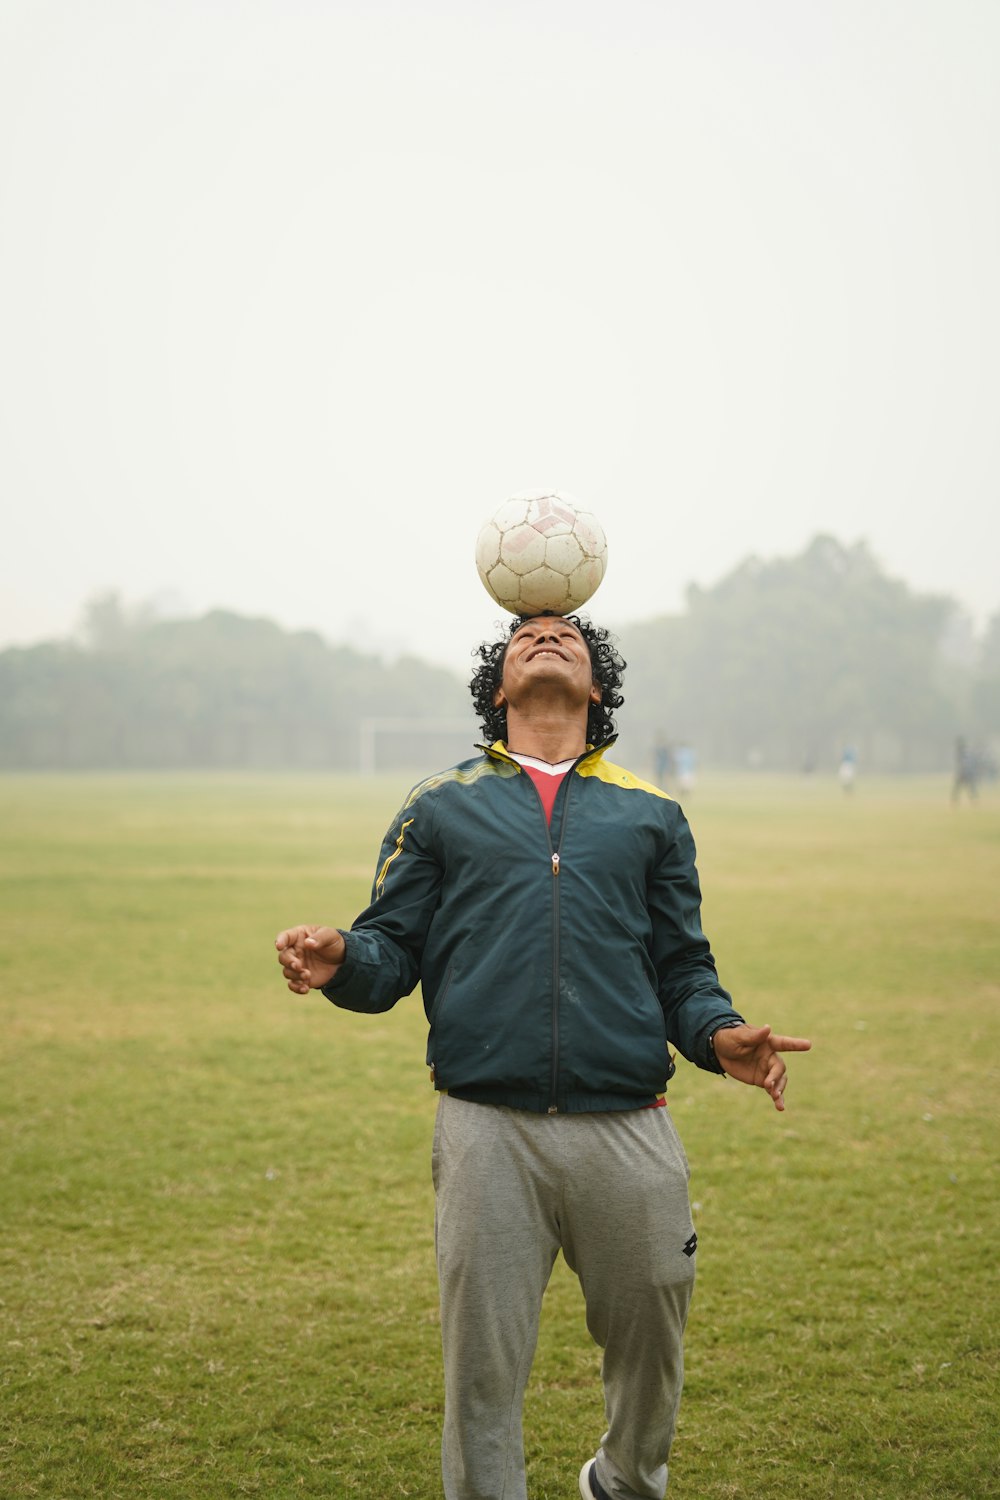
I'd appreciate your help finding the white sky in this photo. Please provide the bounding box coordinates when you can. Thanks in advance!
[1,0,998,673]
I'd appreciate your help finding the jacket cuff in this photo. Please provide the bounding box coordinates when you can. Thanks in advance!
[319,930,354,997]
[701,1017,745,1074]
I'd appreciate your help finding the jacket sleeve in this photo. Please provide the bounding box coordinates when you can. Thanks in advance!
[321,793,443,1014]
[647,803,744,1072]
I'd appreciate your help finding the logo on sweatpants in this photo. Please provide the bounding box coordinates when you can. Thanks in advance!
[682,1232,697,1258]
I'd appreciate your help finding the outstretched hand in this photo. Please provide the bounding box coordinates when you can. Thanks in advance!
[275,925,346,994]
[712,1024,812,1111]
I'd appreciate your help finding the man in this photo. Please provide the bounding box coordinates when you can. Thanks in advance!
[276,613,811,1500]
[951,736,979,804]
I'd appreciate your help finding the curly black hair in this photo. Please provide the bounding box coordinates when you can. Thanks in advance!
[470,614,626,747]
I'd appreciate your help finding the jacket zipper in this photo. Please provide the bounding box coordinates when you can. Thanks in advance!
[536,761,591,1113]
[546,772,578,1111]
[495,741,609,1114]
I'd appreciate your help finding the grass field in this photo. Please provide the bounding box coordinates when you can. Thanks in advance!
[1,771,997,1499]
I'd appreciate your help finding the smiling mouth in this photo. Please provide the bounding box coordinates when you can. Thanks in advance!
[528,648,568,661]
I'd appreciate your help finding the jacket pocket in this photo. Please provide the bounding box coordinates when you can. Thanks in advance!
[427,960,456,1026]
[425,960,456,1069]
[642,974,669,1045]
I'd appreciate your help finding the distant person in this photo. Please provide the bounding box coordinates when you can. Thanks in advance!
[674,742,696,797]
[838,746,858,794]
[952,737,979,805]
[652,734,673,790]
[275,612,811,1500]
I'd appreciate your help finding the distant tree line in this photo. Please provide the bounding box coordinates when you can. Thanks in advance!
[618,536,999,774]
[0,601,474,771]
[0,537,996,773]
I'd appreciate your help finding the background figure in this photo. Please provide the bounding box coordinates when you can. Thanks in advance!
[674,743,696,798]
[838,746,858,793]
[652,735,674,790]
[951,736,979,804]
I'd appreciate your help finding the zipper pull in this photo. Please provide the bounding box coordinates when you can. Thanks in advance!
[551,852,560,876]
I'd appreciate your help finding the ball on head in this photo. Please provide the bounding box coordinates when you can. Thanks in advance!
[475,491,608,616]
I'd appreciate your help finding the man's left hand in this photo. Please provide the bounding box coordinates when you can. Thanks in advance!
[711,1024,812,1111]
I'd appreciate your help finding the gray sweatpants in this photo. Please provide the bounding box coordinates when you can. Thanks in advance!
[432,1094,697,1500]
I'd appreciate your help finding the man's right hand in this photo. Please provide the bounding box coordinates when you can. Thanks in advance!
[275,925,347,994]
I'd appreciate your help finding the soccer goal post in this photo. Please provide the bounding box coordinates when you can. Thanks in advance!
[358,718,477,775]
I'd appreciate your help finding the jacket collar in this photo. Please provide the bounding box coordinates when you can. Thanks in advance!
[479,736,618,770]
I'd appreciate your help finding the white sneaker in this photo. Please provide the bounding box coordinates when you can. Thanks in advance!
[579,1456,610,1500]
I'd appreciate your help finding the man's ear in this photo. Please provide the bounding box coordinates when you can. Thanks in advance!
[589,683,602,705]
[493,685,507,709]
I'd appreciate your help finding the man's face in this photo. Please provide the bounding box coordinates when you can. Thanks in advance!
[494,616,601,713]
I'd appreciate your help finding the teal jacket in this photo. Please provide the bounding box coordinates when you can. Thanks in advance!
[324,739,743,1113]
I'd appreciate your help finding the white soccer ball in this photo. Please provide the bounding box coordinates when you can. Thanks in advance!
[475,491,608,616]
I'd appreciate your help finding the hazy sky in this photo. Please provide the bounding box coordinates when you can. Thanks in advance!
[2,0,997,672]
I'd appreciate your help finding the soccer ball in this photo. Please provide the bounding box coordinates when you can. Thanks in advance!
[475,491,608,616]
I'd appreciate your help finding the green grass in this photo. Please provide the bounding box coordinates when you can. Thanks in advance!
[0,772,997,1498]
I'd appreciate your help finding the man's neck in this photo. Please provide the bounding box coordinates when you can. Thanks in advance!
[504,708,589,764]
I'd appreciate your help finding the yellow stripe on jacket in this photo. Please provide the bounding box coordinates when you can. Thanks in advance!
[375,818,414,899]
